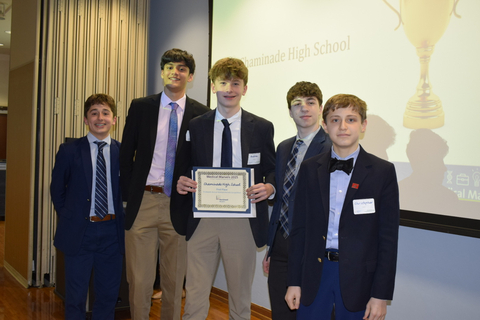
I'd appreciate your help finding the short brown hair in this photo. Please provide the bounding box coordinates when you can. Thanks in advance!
[209,58,248,85]
[286,82,323,109]
[161,48,196,74]
[323,94,367,122]
[84,94,117,118]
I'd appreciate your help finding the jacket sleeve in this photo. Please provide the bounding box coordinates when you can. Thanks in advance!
[371,163,400,300]
[119,100,139,201]
[50,143,70,216]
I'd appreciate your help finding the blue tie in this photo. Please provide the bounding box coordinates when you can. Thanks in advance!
[164,102,179,197]
[279,139,303,238]
[221,119,232,167]
[94,141,108,219]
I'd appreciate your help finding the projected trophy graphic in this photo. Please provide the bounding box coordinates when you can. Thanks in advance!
[384,0,460,129]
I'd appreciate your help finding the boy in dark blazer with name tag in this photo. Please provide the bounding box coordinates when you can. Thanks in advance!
[51,94,124,320]
[286,94,400,320]
[177,57,275,320]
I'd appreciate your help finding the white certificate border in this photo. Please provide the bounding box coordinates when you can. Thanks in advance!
[193,167,256,218]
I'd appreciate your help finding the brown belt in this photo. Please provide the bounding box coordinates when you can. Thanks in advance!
[90,214,116,222]
[145,185,164,193]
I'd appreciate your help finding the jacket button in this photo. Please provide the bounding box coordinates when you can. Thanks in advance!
[323,236,326,240]
[318,258,322,263]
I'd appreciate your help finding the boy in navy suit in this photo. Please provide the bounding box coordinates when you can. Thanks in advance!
[177,57,275,320]
[263,81,331,320]
[286,94,399,320]
[51,94,124,320]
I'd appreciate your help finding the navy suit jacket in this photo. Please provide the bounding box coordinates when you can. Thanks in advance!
[51,136,125,256]
[288,146,399,312]
[119,93,209,233]
[266,128,331,255]
[184,108,276,247]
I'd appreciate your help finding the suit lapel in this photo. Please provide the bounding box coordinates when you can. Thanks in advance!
[316,151,331,220]
[342,147,371,211]
[177,96,194,155]
[280,137,296,181]
[110,140,120,198]
[148,93,162,154]
[202,111,215,166]
[305,128,329,159]
[241,109,255,166]
[81,137,93,196]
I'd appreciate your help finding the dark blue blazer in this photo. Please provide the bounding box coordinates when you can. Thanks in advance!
[288,146,399,312]
[51,136,125,256]
[266,128,330,255]
[184,108,276,247]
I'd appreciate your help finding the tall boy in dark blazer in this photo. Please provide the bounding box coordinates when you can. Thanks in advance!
[263,82,331,320]
[51,94,124,320]
[120,48,209,319]
[286,94,400,320]
[177,58,276,320]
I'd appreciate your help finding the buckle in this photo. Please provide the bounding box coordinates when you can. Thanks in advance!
[325,251,339,262]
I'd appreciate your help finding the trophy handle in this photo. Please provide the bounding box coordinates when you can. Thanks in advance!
[382,0,402,30]
[452,0,461,18]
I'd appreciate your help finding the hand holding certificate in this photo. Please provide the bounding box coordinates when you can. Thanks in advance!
[192,167,256,218]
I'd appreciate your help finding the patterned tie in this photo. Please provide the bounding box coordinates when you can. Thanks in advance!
[94,141,108,219]
[279,139,303,238]
[164,102,179,197]
[221,119,232,167]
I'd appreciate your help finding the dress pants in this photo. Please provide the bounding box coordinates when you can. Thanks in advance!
[268,227,297,320]
[64,219,122,320]
[126,192,186,320]
[297,258,364,320]
[183,218,256,320]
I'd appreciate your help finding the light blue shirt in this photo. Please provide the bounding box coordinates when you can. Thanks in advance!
[326,146,360,249]
[87,133,115,216]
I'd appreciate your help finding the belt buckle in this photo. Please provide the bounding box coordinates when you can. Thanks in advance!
[326,251,338,261]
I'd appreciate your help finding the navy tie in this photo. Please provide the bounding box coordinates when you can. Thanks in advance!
[221,119,232,167]
[94,141,108,219]
[164,102,179,197]
[279,140,303,238]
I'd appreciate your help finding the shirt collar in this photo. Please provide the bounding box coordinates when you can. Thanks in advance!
[215,107,242,123]
[296,126,321,145]
[161,92,186,112]
[87,132,111,145]
[331,145,360,165]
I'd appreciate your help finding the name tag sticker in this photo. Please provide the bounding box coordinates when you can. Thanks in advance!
[248,153,261,165]
[353,198,375,215]
[186,130,191,141]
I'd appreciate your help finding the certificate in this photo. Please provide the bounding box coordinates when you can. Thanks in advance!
[193,167,256,218]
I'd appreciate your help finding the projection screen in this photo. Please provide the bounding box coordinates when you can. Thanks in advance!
[210,0,480,236]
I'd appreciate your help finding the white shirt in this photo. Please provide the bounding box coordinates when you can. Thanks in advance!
[212,108,242,167]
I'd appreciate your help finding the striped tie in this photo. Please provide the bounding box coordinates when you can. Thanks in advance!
[279,139,303,238]
[94,141,108,219]
[164,102,179,197]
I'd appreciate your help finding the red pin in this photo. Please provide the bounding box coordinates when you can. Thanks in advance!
[351,183,359,189]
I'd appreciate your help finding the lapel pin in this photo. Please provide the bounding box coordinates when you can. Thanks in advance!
[351,183,359,189]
